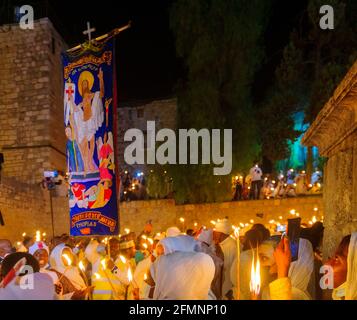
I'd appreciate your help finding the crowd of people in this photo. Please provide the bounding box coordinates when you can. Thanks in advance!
[120,170,147,202]
[0,218,356,300]
[232,165,323,201]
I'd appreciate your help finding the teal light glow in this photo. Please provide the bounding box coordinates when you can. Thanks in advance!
[276,112,319,172]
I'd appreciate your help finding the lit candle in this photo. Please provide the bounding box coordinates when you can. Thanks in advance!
[22,233,26,238]
[35,231,41,242]
[147,238,154,245]
[79,261,85,272]
[62,254,72,266]
[250,250,261,300]
[125,267,133,300]
[119,255,127,264]
[125,228,130,235]
[179,217,185,230]
[234,228,241,300]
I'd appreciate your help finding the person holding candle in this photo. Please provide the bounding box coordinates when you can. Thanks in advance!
[29,241,71,299]
[230,225,270,300]
[259,237,314,300]
[103,239,137,300]
[49,243,90,299]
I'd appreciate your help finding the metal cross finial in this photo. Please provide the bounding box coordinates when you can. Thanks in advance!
[83,21,96,42]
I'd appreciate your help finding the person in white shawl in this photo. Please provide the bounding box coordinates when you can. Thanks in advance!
[150,236,215,300]
[259,238,314,300]
[326,232,357,300]
[197,229,224,299]
[213,219,237,300]
[49,243,89,299]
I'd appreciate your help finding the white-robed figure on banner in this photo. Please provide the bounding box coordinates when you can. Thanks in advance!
[64,69,105,175]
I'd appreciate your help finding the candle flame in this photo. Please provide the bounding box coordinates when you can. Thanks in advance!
[22,232,26,238]
[94,273,101,280]
[127,268,133,282]
[79,261,85,271]
[141,235,147,240]
[62,254,72,266]
[142,243,148,249]
[250,250,261,297]
[148,238,154,245]
[234,227,240,239]
[119,255,127,264]
[144,273,148,281]
[210,220,216,226]
[179,217,185,223]
[125,228,130,234]
[35,231,41,242]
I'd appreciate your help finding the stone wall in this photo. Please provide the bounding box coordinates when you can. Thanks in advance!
[120,196,323,235]
[0,18,67,183]
[302,59,357,259]
[0,18,68,242]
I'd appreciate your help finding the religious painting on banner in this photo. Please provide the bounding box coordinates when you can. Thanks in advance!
[62,39,119,237]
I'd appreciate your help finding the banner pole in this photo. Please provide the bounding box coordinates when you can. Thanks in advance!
[67,21,131,53]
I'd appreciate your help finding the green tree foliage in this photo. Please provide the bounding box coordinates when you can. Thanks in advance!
[259,0,356,169]
[168,0,270,204]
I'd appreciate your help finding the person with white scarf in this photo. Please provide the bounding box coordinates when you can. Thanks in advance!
[213,218,237,300]
[150,236,215,300]
[197,229,224,299]
[259,237,314,300]
[49,243,89,299]
[326,232,357,300]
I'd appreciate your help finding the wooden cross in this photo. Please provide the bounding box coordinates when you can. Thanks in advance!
[83,22,96,42]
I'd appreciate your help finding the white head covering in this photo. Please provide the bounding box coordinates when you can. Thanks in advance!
[288,238,314,294]
[49,243,86,290]
[0,273,54,300]
[29,241,49,256]
[158,236,200,255]
[166,227,182,238]
[151,251,215,300]
[346,232,357,300]
[215,219,232,235]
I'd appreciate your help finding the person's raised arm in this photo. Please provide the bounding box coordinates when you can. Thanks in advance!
[269,237,292,300]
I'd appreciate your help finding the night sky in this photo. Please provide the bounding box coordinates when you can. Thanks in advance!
[4,0,307,103]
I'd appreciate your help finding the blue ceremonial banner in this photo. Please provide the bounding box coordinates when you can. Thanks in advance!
[62,39,119,236]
